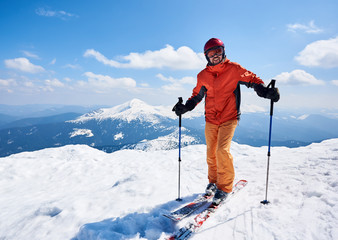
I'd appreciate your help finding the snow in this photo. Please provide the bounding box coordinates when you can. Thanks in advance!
[70,128,94,138]
[114,132,124,140]
[298,114,309,120]
[0,139,338,240]
[133,127,198,151]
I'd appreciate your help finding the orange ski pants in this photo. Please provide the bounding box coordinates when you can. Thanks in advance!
[205,120,238,193]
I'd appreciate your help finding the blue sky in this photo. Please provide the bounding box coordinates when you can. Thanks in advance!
[1,0,338,116]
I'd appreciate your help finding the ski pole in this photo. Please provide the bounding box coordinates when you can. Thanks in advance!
[261,79,276,205]
[172,97,183,201]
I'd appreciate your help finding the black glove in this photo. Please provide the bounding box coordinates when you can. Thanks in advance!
[266,87,280,102]
[254,84,280,102]
[173,102,189,116]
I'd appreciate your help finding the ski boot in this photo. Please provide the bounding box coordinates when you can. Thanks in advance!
[205,183,217,196]
[212,189,228,205]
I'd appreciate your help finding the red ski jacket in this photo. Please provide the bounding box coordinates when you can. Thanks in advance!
[188,59,264,125]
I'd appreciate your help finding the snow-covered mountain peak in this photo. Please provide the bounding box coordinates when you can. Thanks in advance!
[127,98,149,108]
[70,98,177,123]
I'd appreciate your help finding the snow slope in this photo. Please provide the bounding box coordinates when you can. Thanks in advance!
[0,139,337,240]
[131,127,198,151]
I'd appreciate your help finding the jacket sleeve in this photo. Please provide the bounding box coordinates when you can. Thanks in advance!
[236,64,264,88]
[185,73,207,111]
[234,64,267,98]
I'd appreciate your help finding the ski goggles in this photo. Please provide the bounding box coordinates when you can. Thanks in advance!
[205,47,223,58]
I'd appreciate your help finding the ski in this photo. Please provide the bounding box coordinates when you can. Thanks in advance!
[167,180,248,240]
[163,193,213,221]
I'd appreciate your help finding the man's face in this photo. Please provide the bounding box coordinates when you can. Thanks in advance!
[206,47,224,65]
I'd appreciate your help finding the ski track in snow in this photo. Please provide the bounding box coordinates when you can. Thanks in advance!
[0,139,337,240]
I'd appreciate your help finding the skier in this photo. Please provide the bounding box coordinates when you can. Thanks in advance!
[173,38,280,205]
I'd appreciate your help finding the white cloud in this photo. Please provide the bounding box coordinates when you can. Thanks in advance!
[83,49,118,67]
[24,81,34,87]
[332,80,338,86]
[180,76,196,85]
[0,79,17,93]
[139,83,150,87]
[157,73,196,92]
[4,58,45,73]
[63,64,81,69]
[45,78,65,87]
[156,74,176,83]
[50,58,56,65]
[79,72,137,92]
[41,86,54,92]
[161,82,182,92]
[295,37,338,68]
[0,78,17,87]
[274,69,325,85]
[84,45,206,70]
[157,74,195,84]
[22,51,40,59]
[241,104,266,113]
[287,20,323,34]
[35,8,78,20]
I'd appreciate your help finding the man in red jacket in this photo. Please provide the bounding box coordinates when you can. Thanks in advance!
[173,38,280,205]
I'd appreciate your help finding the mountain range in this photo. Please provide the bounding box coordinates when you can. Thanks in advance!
[1,99,338,157]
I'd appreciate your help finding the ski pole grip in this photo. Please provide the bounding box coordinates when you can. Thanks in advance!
[268,79,276,116]
[267,79,276,89]
[178,97,183,127]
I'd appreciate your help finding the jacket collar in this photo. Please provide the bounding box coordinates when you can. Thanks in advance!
[206,59,229,73]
